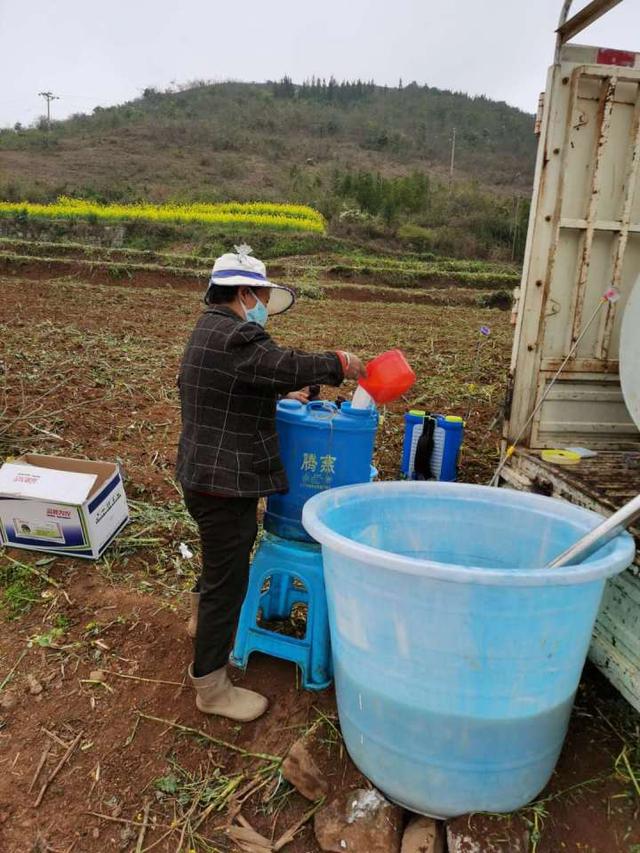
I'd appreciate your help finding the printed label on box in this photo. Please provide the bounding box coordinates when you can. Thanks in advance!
[0,499,86,550]
[12,517,65,543]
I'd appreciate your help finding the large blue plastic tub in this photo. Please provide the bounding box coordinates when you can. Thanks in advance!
[302,481,636,817]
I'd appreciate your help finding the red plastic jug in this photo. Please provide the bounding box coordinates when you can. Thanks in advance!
[358,349,416,404]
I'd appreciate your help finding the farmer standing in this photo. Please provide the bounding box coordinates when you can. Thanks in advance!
[177,245,364,722]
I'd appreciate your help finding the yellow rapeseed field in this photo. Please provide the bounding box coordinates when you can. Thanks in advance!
[0,196,326,233]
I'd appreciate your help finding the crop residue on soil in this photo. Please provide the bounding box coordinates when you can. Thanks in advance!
[0,271,639,852]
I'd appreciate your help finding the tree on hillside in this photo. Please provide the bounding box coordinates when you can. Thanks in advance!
[272,76,295,99]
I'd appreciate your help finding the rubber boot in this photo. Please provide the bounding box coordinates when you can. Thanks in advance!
[188,664,268,722]
[187,591,199,639]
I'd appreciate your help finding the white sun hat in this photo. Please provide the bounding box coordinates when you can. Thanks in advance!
[207,244,296,315]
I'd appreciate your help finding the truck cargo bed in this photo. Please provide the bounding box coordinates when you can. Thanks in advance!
[502,449,640,711]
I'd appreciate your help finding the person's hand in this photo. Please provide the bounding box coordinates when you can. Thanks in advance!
[337,351,366,380]
[286,389,310,404]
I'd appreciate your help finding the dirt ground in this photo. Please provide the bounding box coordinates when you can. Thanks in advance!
[0,254,496,308]
[0,568,365,852]
[1,271,639,852]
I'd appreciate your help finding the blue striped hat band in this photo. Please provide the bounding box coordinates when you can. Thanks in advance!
[209,268,267,286]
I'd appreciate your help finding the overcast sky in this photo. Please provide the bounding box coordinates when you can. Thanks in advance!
[1,0,639,128]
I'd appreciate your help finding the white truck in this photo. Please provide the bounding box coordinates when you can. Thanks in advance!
[501,0,640,710]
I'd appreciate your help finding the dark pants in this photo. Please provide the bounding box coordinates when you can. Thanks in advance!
[183,488,259,677]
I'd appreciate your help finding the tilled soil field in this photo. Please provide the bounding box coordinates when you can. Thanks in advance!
[0,271,639,852]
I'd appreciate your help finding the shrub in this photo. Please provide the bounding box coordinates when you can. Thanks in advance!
[295,280,325,300]
[476,289,513,310]
[338,207,372,223]
[396,223,435,252]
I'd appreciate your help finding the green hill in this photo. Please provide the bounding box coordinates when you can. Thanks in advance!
[0,79,537,258]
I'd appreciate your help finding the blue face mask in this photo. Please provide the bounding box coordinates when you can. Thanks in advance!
[244,291,269,327]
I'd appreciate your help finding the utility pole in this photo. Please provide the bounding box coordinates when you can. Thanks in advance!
[449,127,456,190]
[38,91,59,131]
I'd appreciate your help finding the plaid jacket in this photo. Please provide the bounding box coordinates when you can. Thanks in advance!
[177,306,344,497]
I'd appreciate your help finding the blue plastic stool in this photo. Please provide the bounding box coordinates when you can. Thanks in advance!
[230,533,332,690]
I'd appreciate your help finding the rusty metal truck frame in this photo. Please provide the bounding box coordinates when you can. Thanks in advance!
[501,0,640,710]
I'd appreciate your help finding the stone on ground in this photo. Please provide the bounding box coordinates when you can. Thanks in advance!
[281,736,329,801]
[0,690,18,710]
[26,674,42,695]
[314,787,403,852]
[446,814,530,853]
[401,815,444,853]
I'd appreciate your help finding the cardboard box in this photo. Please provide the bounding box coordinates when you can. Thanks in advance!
[0,454,129,559]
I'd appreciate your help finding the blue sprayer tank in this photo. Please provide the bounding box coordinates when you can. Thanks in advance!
[265,399,378,542]
[401,411,464,481]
